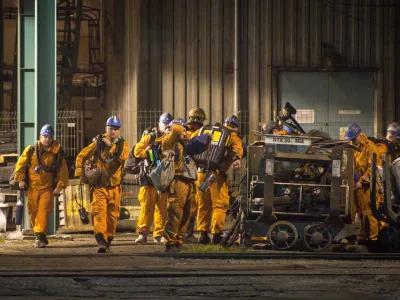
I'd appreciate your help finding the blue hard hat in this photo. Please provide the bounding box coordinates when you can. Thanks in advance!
[106,116,121,128]
[387,122,400,139]
[344,123,362,140]
[169,118,187,127]
[40,124,54,136]
[159,112,173,124]
[283,125,294,134]
[224,115,240,128]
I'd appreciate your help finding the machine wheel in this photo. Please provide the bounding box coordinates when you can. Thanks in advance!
[303,224,332,252]
[267,221,298,250]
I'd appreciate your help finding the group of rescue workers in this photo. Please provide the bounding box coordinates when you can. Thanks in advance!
[13,108,244,253]
[12,104,400,252]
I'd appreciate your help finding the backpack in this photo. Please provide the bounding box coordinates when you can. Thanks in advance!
[178,140,197,181]
[123,130,159,175]
[149,150,175,194]
[124,150,142,175]
[9,143,64,190]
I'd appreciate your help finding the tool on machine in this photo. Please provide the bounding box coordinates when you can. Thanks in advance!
[277,102,306,135]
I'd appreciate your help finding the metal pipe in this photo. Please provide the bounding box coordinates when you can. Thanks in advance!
[233,0,239,115]
[99,0,103,65]
[0,0,3,111]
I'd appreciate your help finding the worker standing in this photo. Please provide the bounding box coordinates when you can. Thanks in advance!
[14,124,69,248]
[344,123,382,242]
[181,107,208,242]
[75,116,129,253]
[134,112,172,243]
[155,119,197,252]
[196,115,244,244]
[377,123,400,163]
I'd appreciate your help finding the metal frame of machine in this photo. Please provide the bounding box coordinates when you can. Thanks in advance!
[234,134,356,251]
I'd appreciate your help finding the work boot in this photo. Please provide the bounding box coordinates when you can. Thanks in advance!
[185,216,196,239]
[135,233,147,243]
[183,233,198,243]
[97,244,107,254]
[164,244,181,253]
[42,234,49,246]
[153,236,165,243]
[106,237,114,251]
[33,240,47,248]
[94,233,108,253]
[211,234,223,245]
[33,233,48,248]
[198,231,211,245]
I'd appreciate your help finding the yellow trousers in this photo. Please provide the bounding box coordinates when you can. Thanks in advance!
[27,188,54,234]
[91,186,121,242]
[196,172,230,234]
[354,188,383,240]
[137,186,167,237]
[163,179,195,245]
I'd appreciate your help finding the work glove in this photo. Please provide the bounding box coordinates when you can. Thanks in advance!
[355,181,363,189]
[231,159,241,170]
[53,187,62,196]
[19,181,26,190]
[102,137,113,147]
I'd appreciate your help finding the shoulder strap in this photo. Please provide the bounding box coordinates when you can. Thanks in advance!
[34,142,40,165]
[96,136,125,164]
[34,142,64,172]
[27,145,35,164]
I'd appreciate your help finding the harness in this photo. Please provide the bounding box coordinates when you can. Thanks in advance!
[94,134,125,164]
[35,142,64,173]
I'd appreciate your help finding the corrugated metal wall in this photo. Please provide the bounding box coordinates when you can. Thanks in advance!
[105,0,399,144]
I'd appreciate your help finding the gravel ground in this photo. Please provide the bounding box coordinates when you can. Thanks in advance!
[1,233,400,299]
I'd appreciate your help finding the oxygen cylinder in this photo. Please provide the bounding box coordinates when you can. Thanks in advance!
[15,190,24,225]
[193,124,212,168]
[199,172,217,193]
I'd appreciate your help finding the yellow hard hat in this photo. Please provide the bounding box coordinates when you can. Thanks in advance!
[188,107,207,124]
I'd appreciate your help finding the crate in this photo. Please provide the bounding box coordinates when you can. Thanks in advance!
[58,179,93,233]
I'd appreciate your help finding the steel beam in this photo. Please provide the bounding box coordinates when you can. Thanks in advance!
[18,0,57,234]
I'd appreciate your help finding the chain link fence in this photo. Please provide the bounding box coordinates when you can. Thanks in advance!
[0,110,83,156]
[120,109,163,203]
[137,109,164,138]
[56,110,84,158]
[0,111,17,132]
[0,111,18,154]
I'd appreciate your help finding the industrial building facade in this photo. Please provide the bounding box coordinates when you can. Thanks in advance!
[104,0,400,145]
[0,0,399,148]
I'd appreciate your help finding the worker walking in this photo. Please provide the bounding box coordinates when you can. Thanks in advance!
[75,116,129,253]
[14,124,69,248]
[134,112,172,243]
[196,115,244,244]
